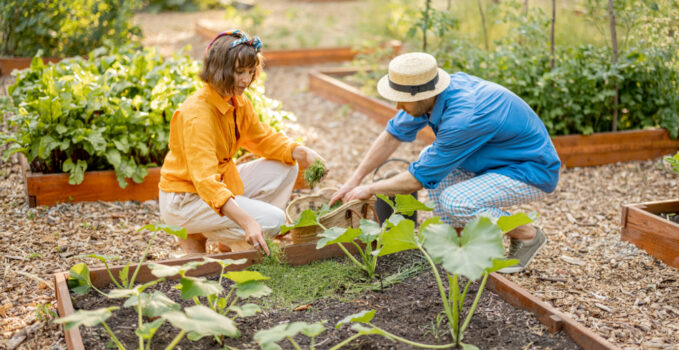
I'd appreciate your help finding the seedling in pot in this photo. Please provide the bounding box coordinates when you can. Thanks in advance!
[315,194,434,280]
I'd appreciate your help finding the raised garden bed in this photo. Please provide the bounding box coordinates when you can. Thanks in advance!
[309,68,679,168]
[195,20,402,67]
[54,243,617,349]
[0,57,62,76]
[19,155,308,207]
[621,199,679,269]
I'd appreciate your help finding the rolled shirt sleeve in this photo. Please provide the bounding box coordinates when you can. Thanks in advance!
[385,110,429,142]
[239,98,299,165]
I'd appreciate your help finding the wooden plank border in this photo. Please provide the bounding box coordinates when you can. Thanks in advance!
[54,242,619,350]
[0,57,62,76]
[194,21,401,67]
[620,200,679,268]
[308,68,679,168]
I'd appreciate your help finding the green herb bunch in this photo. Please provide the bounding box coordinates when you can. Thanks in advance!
[304,159,327,188]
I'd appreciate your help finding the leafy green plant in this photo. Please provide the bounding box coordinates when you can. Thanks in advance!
[1,45,295,188]
[315,194,434,280]
[0,0,140,57]
[59,223,272,349]
[303,159,327,188]
[664,151,679,175]
[141,0,223,13]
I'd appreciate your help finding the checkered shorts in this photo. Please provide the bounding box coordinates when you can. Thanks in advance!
[427,168,547,227]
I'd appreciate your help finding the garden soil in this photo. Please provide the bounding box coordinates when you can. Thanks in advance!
[73,252,579,350]
[1,3,679,350]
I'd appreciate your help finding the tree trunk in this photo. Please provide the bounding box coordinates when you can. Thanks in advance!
[550,0,556,69]
[477,0,489,50]
[608,0,619,131]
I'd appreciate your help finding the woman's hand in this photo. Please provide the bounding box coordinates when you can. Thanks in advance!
[292,145,326,169]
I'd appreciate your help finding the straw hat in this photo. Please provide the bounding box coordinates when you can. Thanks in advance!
[377,52,450,103]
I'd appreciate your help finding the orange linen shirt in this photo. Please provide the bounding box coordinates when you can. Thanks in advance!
[159,84,299,215]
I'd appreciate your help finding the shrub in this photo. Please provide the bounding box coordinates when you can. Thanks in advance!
[0,0,140,57]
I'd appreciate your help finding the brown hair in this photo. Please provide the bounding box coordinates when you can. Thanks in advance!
[199,33,263,97]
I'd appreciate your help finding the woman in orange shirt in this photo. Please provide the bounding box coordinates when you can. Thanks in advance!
[159,30,324,256]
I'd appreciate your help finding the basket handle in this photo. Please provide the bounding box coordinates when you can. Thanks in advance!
[346,203,378,222]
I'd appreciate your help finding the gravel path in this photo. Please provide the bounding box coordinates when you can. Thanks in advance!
[1,6,679,350]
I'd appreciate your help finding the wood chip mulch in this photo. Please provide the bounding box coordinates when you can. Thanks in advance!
[2,8,678,350]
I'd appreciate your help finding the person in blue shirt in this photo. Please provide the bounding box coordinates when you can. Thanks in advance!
[330,52,561,273]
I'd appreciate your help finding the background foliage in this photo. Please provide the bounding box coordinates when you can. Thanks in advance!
[1,45,295,187]
[354,0,679,137]
[0,0,140,57]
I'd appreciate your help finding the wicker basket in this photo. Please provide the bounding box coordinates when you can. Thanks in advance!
[285,188,375,244]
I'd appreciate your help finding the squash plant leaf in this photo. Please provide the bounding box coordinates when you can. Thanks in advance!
[222,270,269,284]
[422,217,504,281]
[124,291,180,318]
[486,258,519,273]
[394,194,434,215]
[139,223,187,240]
[148,261,203,278]
[135,318,165,340]
[496,212,537,234]
[316,227,362,248]
[179,276,223,300]
[67,263,92,295]
[77,254,120,263]
[376,219,418,256]
[202,257,248,268]
[301,322,326,337]
[230,303,261,317]
[350,324,384,335]
[358,219,381,243]
[280,209,318,235]
[461,342,480,350]
[255,321,318,349]
[162,305,239,339]
[419,216,442,236]
[118,263,130,287]
[335,309,376,328]
[107,289,136,299]
[235,281,273,299]
[54,307,118,330]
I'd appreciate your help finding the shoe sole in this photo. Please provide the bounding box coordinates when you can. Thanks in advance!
[497,231,547,274]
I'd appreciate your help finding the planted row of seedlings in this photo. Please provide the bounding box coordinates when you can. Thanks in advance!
[55,195,615,349]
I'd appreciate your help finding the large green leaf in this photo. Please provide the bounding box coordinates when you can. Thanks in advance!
[422,217,504,281]
[336,309,376,328]
[235,281,272,299]
[201,257,248,268]
[358,219,382,243]
[376,219,418,256]
[230,303,261,317]
[316,227,362,249]
[280,209,318,235]
[394,194,435,215]
[124,291,180,318]
[222,270,269,284]
[179,276,223,300]
[162,305,239,339]
[54,307,118,330]
[496,212,537,234]
[255,322,317,348]
[148,261,203,278]
[135,318,165,340]
[486,258,519,274]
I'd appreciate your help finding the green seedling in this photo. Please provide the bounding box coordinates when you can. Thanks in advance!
[315,194,433,280]
[665,151,679,175]
[279,200,343,237]
[304,159,326,188]
[60,223,272,349]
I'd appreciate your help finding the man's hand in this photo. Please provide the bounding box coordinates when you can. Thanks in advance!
[292,145,326,169]
[329,180,359,205]
[343,184,374,202]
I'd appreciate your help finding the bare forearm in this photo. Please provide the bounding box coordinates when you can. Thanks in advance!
[220,198,258,231]
[367,171,423,197]
[348,131,401,185]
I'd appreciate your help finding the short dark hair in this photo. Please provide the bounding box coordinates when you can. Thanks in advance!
[199,33,263,96]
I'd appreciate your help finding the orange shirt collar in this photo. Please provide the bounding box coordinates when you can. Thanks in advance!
[202,84,244,115]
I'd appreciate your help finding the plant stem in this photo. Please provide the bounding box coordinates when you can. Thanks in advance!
[193,297,202,306]
[164,330,187,350]
[287,336,303,350]
[328,333,363,350]
[137,294,144,350]
[336,243,371,277]
[104,262,123,289]
[221,287,235,315]
[129,230,159,288]
[373,326,456,349]
[418,247,455,342]
[459,272,489,338]
[101,321,126,350]
[450,274,459,343]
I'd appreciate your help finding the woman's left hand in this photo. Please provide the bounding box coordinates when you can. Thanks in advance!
[292,145,326,169]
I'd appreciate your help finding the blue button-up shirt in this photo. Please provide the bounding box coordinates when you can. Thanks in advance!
[386,73,561,193]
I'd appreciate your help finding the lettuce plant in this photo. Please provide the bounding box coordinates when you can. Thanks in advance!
[315,194,433,279]
[665,151,679,175]
[58,223,271,349]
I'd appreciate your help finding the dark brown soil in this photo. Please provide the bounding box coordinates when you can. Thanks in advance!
[658,211,679,224]
[73,251,580,350]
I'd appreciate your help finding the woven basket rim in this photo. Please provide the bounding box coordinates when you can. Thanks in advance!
[286,188,375,223]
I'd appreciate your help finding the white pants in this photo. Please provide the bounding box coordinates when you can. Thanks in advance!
[159,159,298,245]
